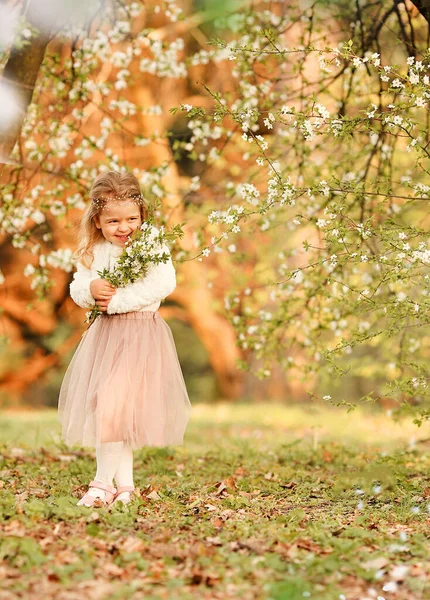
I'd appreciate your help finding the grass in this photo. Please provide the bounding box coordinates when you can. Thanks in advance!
[0,402,429,600]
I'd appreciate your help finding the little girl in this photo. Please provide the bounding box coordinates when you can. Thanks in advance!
[58,170,192,507]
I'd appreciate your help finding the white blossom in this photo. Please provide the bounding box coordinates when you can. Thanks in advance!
[237,183,260,205]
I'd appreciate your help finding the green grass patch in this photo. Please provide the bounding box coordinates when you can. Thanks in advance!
[0,403,429,599]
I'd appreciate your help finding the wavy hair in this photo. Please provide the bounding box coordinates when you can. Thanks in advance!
[73,171,149,269]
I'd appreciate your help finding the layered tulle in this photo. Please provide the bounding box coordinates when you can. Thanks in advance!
[58,312,192,449]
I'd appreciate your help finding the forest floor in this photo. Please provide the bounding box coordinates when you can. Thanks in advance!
[0,402,429,600]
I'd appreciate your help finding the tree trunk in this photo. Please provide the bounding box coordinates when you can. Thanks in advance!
[0,34,50,164]
[411,0,430,23]
[0,327,83,399]
[127,83,245,399]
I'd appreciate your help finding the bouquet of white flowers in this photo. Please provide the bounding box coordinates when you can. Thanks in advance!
[85,220,183,326]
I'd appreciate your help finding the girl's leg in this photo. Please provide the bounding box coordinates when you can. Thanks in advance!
[114,444,134,487]
[95,441,125,485]
[77,441,124,505]
[113,444,135,503]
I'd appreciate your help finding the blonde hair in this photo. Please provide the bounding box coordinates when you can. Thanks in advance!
[74,171,149,269]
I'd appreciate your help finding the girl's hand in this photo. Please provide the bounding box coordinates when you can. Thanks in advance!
[96,297,112,312]
[90,278,117,301]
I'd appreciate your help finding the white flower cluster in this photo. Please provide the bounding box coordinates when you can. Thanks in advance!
[24,138,43,162]
[411,376,427,389]
[263,112,275,130]
[267,176,296,207]
[413,183,430,197]
[68,78,110,102]
[111,48,134,68]
[46,248,75,272]
[82,32,109,61]
[162,0,183,22]
[114,68,130,91]
[315,103,330,119]
[190,49,215,66]
[318,180,330,197]
[0,196,49,235]
[10,233,26,248]
[74,138,95,159]
[383,114,407,129]
[50,200,66,217]
[109,21,131,44]
[140,38,186,78]
[329,119,343,137]
[23,263,49,290]
[119,2,141,18]
[136,137,151,147]
[237,183,260,206]
[411,244,430,264]
[296,119,315,141]
[189,176,200,192]
[356,223,372,239]
[234,81,260,111]
[187,119,223,146]
[31,210,45,224]
[241,132,269,152]
[109,99,137,116]
[24,263,35,277]
[208,204,244,226]
[318,55,332,74]
[47,123,75,157]
[142,105,163,115]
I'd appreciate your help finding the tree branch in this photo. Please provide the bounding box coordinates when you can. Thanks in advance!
[410,0,430,23]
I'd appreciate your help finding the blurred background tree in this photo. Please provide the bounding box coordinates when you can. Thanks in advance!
[0,0,429,423]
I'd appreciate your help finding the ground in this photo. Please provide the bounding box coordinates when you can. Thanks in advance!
[0,402,429,600]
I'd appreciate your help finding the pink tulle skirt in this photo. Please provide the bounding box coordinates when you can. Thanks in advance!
[58,311,192,449]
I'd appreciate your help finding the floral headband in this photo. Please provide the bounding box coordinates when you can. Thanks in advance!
[91,193,145,210]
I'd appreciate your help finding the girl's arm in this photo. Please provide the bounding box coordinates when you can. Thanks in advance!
[69,262,97,309]
[106,246,176,315]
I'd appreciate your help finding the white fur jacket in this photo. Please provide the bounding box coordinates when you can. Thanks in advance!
[69,226,176,314]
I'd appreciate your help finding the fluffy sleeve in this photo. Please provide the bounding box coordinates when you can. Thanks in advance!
[106,241,176,315]
[69,261,97,309]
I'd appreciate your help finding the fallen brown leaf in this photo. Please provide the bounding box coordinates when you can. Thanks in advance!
[280,481,297,489]
[323,450,333,462]
[119,536,146,553]
[212,517,224,528]
[205,536,223,546]
[101,563,124,578]
[215,476,237,495]
[295,538,333,554]
[146,490,161,500]
[229,539,267,555]
[2,520,26,536]
[389,564,409,581]
[235,466,249,477]
[363,556,389,570]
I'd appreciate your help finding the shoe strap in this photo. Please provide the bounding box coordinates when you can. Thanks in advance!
[116,486,135,494]
[89,480,117,494]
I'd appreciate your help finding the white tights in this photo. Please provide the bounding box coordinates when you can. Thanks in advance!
[86,441,134,501]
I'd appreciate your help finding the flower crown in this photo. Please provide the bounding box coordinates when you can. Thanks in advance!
[91,193,145,210]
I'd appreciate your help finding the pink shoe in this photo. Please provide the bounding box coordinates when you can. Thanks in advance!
[77,480,117,507]
[111,485,135,506]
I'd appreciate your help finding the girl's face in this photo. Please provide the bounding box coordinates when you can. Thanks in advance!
[94,199,142,247]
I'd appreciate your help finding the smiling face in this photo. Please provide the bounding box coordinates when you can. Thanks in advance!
[94,199,143,246]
